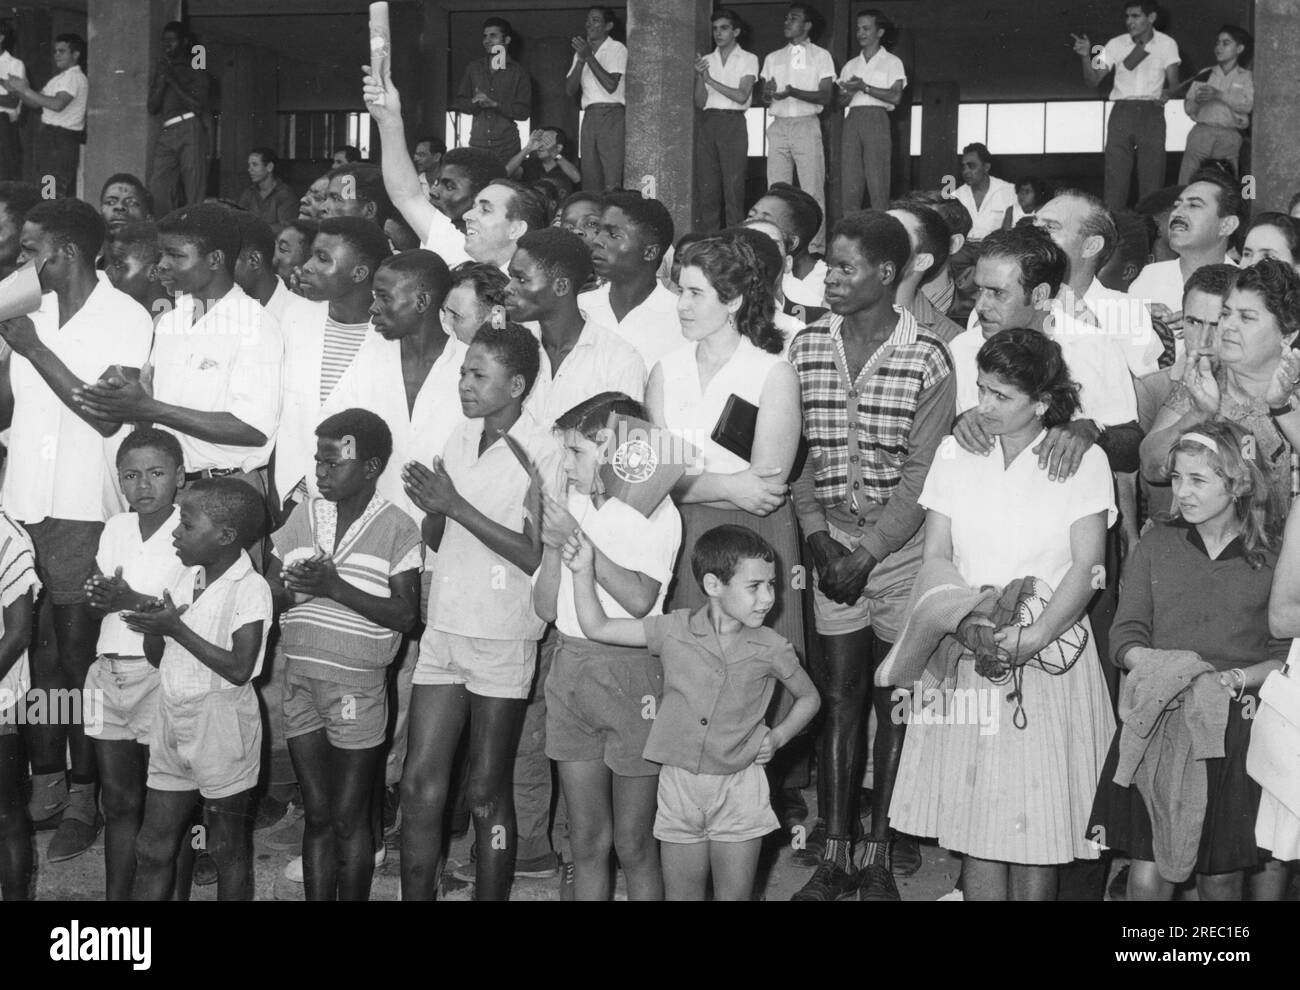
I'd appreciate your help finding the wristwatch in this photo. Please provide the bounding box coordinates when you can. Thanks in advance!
[1268,396,1297,418]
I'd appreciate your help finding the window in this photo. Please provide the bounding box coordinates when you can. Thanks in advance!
[280,111,372,161]
[987,103,1045,155]
[445,113,530,151]
[943,100,1192,155]
[1045,101,1105,153]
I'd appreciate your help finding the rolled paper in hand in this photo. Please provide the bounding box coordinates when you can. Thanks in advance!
[369,2,391,80]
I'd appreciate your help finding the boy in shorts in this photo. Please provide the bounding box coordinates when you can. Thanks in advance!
[563,523,820,900]
[83,428,188,900]
[125,478,271,901]
[268,408,421,900]
[0,510,38,900]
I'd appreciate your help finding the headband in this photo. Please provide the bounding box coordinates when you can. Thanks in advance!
[1180,432,1219,452]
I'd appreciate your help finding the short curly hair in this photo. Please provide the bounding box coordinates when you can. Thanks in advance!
[1228,258,1300,338]
[470,319,542,397]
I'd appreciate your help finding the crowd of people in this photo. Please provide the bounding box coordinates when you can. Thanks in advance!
[0,1,1297,905]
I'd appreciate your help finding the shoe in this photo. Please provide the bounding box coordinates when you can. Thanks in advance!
[791,861,859,901]
[791,820,826,868]
[892,834,922,877]
[284,847,386,884]
[382,784,401,835]
[253,795,290,831]
[558,856,575,902]
[937,887,965,901]
[47,815,101,863]
[1108,864,1130,902]
[28,772,68,830]
[450,842,477,883]
[858,862,901,901]
[194,850,218,886]
[515,853,558,880]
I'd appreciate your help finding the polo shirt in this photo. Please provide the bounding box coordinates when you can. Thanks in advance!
[95,507,187,658]
[642,608,801,775]
[760,42,834,118]
[148,285,284,474]
[526,321,647,426]
[159,551,272,702]
[955,176,1017,242]
[839,48,906,111]
[702,46,759,110]
[1101,30,1180,101]
[578,282,685,371]
[4,279,154,525]
[571,38,627,106]
[0,52,27,122]
[41,65,87,130]
[425,408,566,641]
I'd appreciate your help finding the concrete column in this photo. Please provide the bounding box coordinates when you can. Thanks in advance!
[84,0,171,202]
[625,0,711,239]
[1252,0,1300,212]
[917,80,959,191]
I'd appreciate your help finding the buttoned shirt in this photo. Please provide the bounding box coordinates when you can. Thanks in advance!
[453,57,532,147]
[702,46,759,111]
[578,282,685,371]
[526,321,647,426]
[839,48,906,111]
[571,38,627,107]
[41,65,87,130]
[954,176,1017,242]
[96,508,187,657]
[760,42,834,118]
[1185,65,1252,129]
[1101,30,1180,101]
[237,178,298,230]
[0,52,27,122]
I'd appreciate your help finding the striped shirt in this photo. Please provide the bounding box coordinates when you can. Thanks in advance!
[0,511,39,716]
[319,317,370,404]
[272,494,422,687]
[789,306,956,561]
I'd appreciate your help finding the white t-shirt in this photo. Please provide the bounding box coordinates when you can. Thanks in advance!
[578,282,685,371]
[527,321,647,427]
[95,508,188,658]
[552,491,680,639]
[783,260,828,312]
[921,433,1117,589]
[839,48,906,111]
[0,51,27,123]
[418,209,471,268]
[571,38,627,107]
[955,176,1017,242]
[703,46,759,111]
[41,65,87,130]
[760,42,835,118]
[1101,30,1180,102]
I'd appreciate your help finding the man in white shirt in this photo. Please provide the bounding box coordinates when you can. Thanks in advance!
[231,212,295,328]
[566,6,627,191]
[694,9,758,231]
[838,9,906,214]
[760,4,834,254]
[581,191,682,369]
[950,142,1017,320]
[748,182,828,324]
[1127,169,1240,368]
[463,179,548,272]
[413,135,445,200]
[0,19,26,180]
[1179,25,1252,184]
[0,198,154,856]
[1073,2,1180,210]
[6,33,86,198]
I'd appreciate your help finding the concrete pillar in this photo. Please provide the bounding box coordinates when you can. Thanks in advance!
[84,0,171,203]
[917,80,959,192]
[1252,0,1300,212]
[625,0,711,239]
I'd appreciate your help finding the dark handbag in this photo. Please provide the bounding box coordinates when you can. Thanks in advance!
[710,394,808,484]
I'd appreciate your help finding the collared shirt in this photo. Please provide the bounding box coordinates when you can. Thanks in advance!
[41,65,87,130]
[160,551,271,701]
[1128,255,1236,367]
[642,607,801,775]
[95,507,187,658]
[4,280,154,525]
[264,278,294,328]
[839,48,906,111]
[760,42,834,118]
[323,332,469,525]
[237,178,298,230]
[1101,30,1180,101]
[782,260,829,324]
[0,511,39,716]
[571,38,627,107]
[154,56,211,120]
[148,285,284,473]
[703,45,759,111]
[1077,277,1158,377]
[1186,65,1253,129]
[788,307,955,562]
[578,282,685,371]
[425,409,567,640]
[0,51,27,122]
[419,209,471,268]
[907,288,963,343]
[526,321,647,426]
[453,57,532,147]
[954,176,1017,242]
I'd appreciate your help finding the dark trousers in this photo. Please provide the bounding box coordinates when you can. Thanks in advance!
[694,109,748,231]
[1103,101,1166,212]
[579,104,625,192]
[33,123,80,198]
[840,106,892,213]
[149,116,210,216]
[0,115,20,181]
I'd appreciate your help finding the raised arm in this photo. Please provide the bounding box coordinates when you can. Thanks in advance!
[362,64,438,242]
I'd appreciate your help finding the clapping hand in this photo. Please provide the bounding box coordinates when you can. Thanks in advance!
[283,554,340,599]
[1265,348,1300,410]
[540,493,579,550]
[84,567,134,612]
[122,591,188,637]
[402,458,460,516]
[571,36,593,61]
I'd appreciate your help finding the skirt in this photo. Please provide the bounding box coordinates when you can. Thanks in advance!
[888,622,1115,865]
[1089,692,1264,876]
[1256,790,1300,862]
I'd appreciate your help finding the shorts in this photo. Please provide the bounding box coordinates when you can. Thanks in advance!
[545,631,662,777]
[25,518,104,606]
[147,684,262,799]
[412,629,536,700]
[283,666,387,750]
[84,656,159,743]
[654,762,779,844]
[812,521,923,641]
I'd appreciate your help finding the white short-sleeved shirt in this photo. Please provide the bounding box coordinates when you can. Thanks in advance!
[160,551,272,702]
[1101,30,1180,102]
[0,512,39,716]
[839,48,906,111]
[41,65,87,130]
[1128,256,1235,368]
[0,52,27,123]
[148,286,284,473]
[264,279,295,329]
[783,261,828,314]
[571,38,627,107]
[703,46,759,111]
[578,282,685,371]
[323,333,469,526]
[657,336,784,474]
[95,508,188,658]
[527,322,647,427]
[551,491,681,639]
[419,209,471,268]
[3,280,154,525]
[921,433,1117,589]
[761,43,835,118]
[955,176,1018,242]
[1079,277,1158,378]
